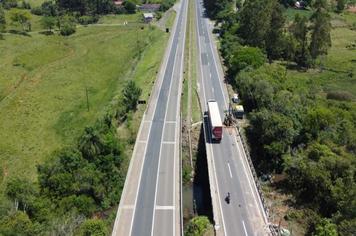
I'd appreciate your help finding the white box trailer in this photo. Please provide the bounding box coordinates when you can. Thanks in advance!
[207,100,223,142]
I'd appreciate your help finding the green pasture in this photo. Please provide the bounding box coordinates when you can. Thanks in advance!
[0,19,168,199]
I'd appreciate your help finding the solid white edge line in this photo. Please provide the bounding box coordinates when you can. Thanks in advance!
[227,162,232,179]
[156,205,175,210]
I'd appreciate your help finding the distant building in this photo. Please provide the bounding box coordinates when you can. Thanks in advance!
[143,13,154,23]
[139,4,161,12]
[294,1,306,9]
[113,0,123,6]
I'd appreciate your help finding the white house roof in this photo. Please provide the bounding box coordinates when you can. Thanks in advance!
[143,13,154,18]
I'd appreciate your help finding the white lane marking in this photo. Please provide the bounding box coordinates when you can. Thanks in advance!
[209,72,212,78]
[165,121,177,124]
[156,205,175,210]
[151,0,186,233]
[162,141,176,144]
[227,163,232,179]
[122,205,135,209]
[195,0,226,235]
[242,220,249,236]
[212,87,214,94]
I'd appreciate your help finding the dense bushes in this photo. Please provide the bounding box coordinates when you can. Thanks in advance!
[235,64,356,234]
[160,0,175,12]
[185,216,212,236]
[80,219,108,236]
[204,0,355,234]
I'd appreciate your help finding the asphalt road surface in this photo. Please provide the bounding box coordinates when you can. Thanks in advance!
[195,0,269,235]
[112,0,188,235]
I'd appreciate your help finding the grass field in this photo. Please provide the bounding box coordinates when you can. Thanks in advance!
[27,0,44,7]
[182,0,200,123]
[285,8,313,21]
[284,9,356,99]
[0,15,169,199]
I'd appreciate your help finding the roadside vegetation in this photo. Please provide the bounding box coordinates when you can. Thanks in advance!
[204,0,356,234]
[185,216,213,236]
[0,0,171,234]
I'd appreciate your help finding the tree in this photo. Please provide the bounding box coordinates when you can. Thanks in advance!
[304,106,335,140]
[204,0,233,20]
[78,127,103,159]
[123,0,136,14]
[229,46,266,75]
[249,109,296,170]
[0,7,5,39]
[41,0,58,16]
[265,2,286,61]
[0,211,38,236]
[20,1,31,9]
[185,216,211,236]
[59,14,76,36]
[309,1,331,60]
[313,218,338,236]
[290,14,311,67]
[237,0,274,48]
[5,178,36,213]
[59,195,96,217]
[80,219,107,236]
[336,0,345,13]
[9,9,32,31]
[41,16,56,32]
[0,6,6,34]
[122,80,142,111]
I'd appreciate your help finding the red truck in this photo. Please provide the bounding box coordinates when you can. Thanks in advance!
[207,100,223,142]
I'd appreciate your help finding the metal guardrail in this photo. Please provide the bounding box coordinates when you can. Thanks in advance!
[235,125,279,236]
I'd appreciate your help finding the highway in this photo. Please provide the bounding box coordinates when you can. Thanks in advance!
[195,0,269,235]
[112,0,188,235]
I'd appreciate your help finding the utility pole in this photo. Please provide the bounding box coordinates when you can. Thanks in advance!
[85,87,90,112]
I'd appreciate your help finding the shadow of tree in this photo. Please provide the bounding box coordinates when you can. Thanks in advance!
[39,30,54,35]
[8,29,31,37]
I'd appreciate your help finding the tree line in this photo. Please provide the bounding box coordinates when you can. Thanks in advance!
[203,0,356,234]
[0,81,142,235]
[0,0,176,37]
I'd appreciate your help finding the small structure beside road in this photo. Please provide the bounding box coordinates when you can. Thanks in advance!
[143,13,154,23]
[113,0,123,6]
